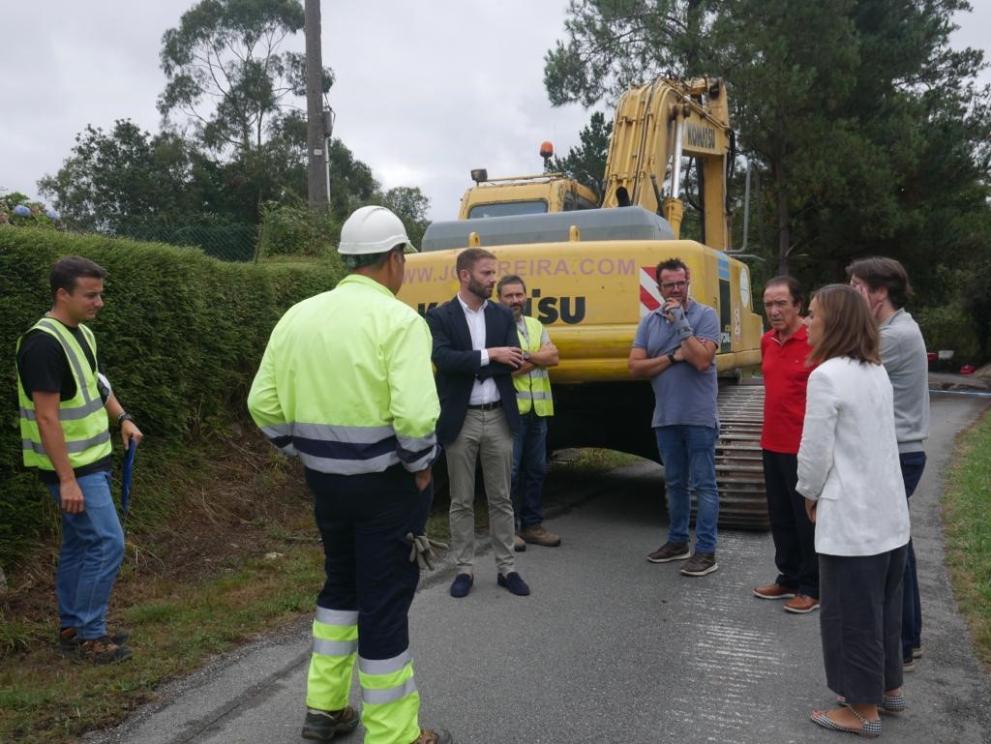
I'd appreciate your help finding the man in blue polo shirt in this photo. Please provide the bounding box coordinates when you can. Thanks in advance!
[629,257,721,577]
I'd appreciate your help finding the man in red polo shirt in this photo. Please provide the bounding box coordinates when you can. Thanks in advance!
[753,276,819,614]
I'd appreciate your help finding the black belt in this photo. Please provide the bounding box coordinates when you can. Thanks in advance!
[467,402,501,411]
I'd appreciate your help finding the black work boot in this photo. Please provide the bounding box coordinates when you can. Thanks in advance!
[301,706,359,741]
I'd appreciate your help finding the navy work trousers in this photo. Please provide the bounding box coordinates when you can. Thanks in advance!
[763,450,819,598]
[306,464,432,661]
[899,451,926,661]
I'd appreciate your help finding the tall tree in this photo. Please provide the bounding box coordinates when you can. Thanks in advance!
[326,138,379,222]
[37,120,197,232]
[381,186,431,248]
[545,0,991,283]
[544,0,719,107]
[158,0,332,156]
[711,0,863,274]
[551,111,612,199]
[38,118,383,231]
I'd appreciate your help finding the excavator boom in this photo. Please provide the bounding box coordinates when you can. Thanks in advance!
[603,77,732,250]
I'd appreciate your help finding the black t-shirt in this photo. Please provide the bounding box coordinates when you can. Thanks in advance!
[17,319,112,483]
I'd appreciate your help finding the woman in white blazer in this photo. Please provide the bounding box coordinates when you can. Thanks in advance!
[797,284,910,739]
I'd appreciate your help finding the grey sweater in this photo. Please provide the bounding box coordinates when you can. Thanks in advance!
[880,309,930,453]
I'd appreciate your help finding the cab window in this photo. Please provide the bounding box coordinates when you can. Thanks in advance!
[468,201,548,218]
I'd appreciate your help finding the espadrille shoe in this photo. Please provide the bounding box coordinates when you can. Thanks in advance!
[811,707,881,738]
[838,694,905,715]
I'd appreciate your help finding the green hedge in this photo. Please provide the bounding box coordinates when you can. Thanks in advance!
[0,226,342,569]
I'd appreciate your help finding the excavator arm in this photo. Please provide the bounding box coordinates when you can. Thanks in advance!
[602,77,733,251]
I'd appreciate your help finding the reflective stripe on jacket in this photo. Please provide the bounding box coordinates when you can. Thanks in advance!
[514,315,554,416]
[247,274,440,475]
[17,318,112,470]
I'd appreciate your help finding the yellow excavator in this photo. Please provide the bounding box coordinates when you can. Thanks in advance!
[399,77,768,529]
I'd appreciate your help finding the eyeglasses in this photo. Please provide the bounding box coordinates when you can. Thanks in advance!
[659,280,688,290]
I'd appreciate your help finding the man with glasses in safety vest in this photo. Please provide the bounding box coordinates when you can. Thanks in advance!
[496,274,562,551]
[248,206,453,744]
[16,255,143,664]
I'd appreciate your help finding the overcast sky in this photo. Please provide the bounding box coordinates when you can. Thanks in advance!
[1,1,988,222]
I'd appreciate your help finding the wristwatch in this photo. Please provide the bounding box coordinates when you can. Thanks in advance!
[667,352,678,365]
[523,351,531,361]
[117,412,135,426]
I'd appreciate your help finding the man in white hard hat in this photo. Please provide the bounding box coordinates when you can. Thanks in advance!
[249,205,453,744]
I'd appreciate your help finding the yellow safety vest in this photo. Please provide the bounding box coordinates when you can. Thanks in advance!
[17,318,112,471]
[514,315,554,416]
[248,274,440,475]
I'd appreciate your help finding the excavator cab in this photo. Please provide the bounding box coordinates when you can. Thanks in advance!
[457,141,600,220]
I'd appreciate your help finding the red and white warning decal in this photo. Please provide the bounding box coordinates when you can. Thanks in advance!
[640,266,662,317]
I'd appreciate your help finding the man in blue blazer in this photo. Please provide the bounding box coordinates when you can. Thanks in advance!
[426,248,530,598]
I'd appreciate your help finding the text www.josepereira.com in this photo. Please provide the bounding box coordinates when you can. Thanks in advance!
[404,257,637,284]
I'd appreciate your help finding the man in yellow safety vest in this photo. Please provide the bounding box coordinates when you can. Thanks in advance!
[248,206,453,744]
[496,275,562,549]
[16,255,143,664]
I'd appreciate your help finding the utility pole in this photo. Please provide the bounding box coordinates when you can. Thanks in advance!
[305,0,328,209]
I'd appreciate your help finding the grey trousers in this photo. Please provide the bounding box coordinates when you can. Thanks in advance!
[819,546,907,705]
[446,408,516,574]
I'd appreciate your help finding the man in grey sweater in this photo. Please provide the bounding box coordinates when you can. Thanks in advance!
[848,257,930,670]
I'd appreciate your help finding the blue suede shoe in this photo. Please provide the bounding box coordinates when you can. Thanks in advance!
[449,573,473,598]
[497,571,530,596]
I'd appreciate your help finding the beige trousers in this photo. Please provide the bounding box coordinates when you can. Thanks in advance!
[446,408,516,574]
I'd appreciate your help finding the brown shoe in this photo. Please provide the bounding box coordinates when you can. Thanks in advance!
[76,635,132,664]
[519,524,561,547]
[753,582,797,600]
[59,626,130,654]
[301,706,359,740]
[680,552,718,577]
[647,541,690,563]
[784,594,820,614]
[411,728,454,744]
[513,534,527,552]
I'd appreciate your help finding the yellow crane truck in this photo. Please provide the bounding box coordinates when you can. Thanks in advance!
[399,77,768,529]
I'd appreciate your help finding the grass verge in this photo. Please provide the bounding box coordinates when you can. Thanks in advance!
[0,429,325,744]
[550,447,641,474]
[942,406,991,670]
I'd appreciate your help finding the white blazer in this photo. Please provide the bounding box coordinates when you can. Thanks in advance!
[796,357,910,557]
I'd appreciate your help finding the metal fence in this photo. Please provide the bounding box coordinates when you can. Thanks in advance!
[116,223,259,263]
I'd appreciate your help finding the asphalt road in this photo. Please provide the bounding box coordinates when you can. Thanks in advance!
[90,395,991,744]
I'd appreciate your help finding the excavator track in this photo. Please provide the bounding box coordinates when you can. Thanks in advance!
[702,383,769,531]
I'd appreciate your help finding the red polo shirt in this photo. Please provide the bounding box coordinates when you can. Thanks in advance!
[760,325,814,454]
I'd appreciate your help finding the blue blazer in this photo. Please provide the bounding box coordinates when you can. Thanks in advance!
[426,297,522,445]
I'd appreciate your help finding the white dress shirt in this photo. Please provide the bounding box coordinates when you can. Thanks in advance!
[796,356,910,557]
[457,293,499,405]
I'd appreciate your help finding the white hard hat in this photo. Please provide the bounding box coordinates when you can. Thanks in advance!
[338,205,417,255]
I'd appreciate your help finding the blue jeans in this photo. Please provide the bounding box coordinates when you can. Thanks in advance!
[511,412,548,530]
[46,471,125,640]
[656,425,719,554]
[899,451,926,659]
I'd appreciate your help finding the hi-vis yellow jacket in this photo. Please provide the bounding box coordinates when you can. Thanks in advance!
[514,315,554,416]
[248,274,439,474]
